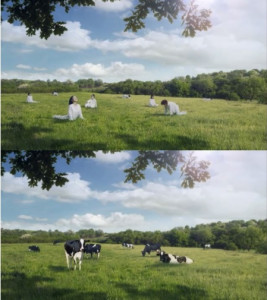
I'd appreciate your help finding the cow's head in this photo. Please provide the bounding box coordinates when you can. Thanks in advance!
[80,239,85,252]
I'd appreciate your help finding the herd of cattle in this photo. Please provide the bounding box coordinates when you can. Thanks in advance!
[28,239,199,270]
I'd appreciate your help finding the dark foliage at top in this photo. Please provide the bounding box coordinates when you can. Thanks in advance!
[1,0,211,39]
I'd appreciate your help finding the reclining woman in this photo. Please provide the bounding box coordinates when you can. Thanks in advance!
[148,94,158,107]
[161,99,187,116]
[53,96,84,121]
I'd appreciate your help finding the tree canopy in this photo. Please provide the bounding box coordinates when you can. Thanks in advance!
[1,151,210,190]
[1,0,211,39]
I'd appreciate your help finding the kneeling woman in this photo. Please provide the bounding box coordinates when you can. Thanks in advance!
[161,99,186,116]
[53,96,84,121]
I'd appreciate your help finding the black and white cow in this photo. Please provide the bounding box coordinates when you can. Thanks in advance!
[84,243,101,259]
[141,243,161,256]
[203,244,211,249]
[159,251,193,264]
[64,239,85,270]
[28,245,40,252]
[122,243,134,249]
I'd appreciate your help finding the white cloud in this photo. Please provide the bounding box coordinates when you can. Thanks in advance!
[16,64,31,70]
[54,61,146,81]
[18,215,33,220]
[2,21,92,52]
[1,212,147,232]
[95,151,131,163]
[94,0,133,12]
[1,172,94,203]
[56,211,146,231]
[1,61,146,82]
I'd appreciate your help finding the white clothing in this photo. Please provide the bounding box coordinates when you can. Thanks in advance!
[53,103,84,121]
[27,95,37,103]
[165,102,187,115]
[149,98,158,107]
[85,98,97,108]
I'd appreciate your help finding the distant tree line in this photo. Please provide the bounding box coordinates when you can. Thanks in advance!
[105,69,267,103]
[1,78,105,94]
[2,219,266,253]
[2,69,266,103]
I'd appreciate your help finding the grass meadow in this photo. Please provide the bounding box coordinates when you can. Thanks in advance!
[1,243,266,300]
[1,93,266,150]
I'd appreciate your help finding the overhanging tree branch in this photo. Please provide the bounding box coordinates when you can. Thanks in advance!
[1,0,211,39]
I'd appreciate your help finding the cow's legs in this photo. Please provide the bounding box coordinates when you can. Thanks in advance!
[78,259,82,270]
[65,252,71,269]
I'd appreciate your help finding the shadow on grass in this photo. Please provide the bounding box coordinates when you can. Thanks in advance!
[114,133,209,150]
[115,282,207,300]
[1,271,107,300]
[1,122,107,150]
[2,120,209,150]
[48,265,66,272]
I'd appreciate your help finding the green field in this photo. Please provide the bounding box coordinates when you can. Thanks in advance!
[1,243,266,300]
[1,93,266,150]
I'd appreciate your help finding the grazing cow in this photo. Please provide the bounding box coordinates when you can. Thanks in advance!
[28,245,40,252]
[52,91,58,96]
[84,243,101,259]
[64,239,85,270]
[122,243,134,249]
[141,243,161,256]
[159,251,193,264]
[53,240,61,245]
[203,244,211,249]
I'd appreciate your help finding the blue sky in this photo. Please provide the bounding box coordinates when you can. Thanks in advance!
[1,151,266,232]
[1,0,266,82]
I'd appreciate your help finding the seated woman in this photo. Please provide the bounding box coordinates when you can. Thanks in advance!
[26,92,38,103]
[53,96,84,121]
[148,94,158,107]
[161,99,187,115]
[85,94,97,108]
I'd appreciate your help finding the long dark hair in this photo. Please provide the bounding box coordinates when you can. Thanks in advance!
[68,96,74,105]
[161,99,168,105]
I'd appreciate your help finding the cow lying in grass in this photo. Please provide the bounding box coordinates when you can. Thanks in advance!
[122,243,134,249]
[158,251,193,264]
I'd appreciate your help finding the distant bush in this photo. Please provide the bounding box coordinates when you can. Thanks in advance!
[257,89,267,104]
[255,240,267,254]
[226,242,238,251]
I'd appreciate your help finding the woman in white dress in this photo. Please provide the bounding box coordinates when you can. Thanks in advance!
[53,96,84,121]
[148,94,158,107]
[26,92,38,103]
[85,94,97,108]
[161,99,187,115]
